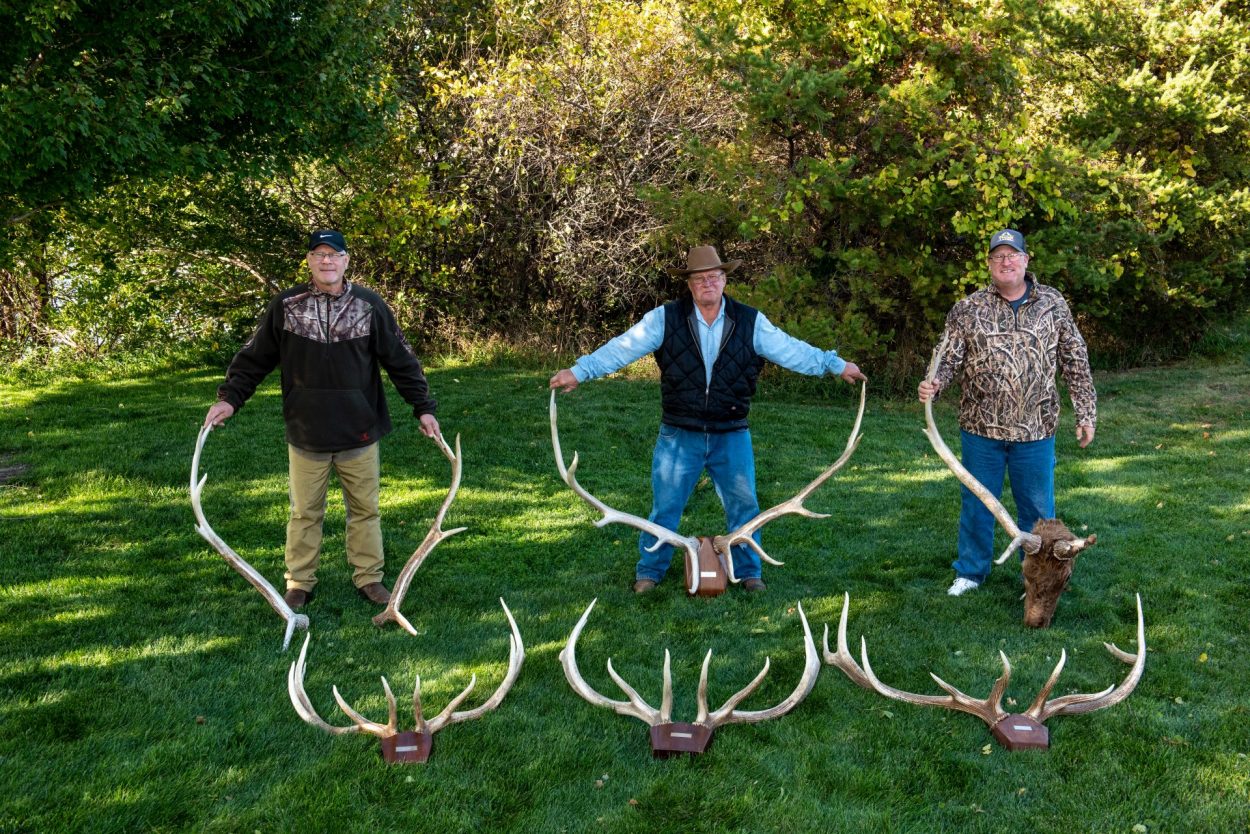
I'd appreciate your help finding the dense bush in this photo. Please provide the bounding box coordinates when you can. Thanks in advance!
[2,0,1247,385]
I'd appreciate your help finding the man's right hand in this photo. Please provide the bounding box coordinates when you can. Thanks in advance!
[917,380,941,403]
[204,401,235,427]
[549,369,579,393]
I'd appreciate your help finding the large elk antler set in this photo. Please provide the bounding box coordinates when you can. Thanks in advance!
[561,599,821,756]
[824,593,1146,750]
[550,383,866,595]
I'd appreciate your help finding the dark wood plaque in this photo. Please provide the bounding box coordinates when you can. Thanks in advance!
[649,722,715,757]
[684,537,727,597]
[991,715,1050,751]
[380,731,434,763]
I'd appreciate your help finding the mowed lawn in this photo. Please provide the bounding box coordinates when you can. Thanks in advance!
[0,347,1247,833]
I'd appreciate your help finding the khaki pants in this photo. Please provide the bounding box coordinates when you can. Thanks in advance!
[285,442,384,591]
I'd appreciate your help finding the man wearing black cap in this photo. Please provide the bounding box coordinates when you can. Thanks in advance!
[203,230,441,610]
[918,229,1096,597]
[550,245,867,594]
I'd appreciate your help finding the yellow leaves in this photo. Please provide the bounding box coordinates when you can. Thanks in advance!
[1198,652,1208,663]
[981,743,993,755]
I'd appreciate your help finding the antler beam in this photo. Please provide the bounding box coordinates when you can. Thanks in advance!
[714,382,867,582]
[550,391,704,593]
[190,423,309,651]
[373,433,468,633]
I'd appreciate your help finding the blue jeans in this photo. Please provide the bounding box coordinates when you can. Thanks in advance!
[636,425,762,582]
[953,430,1055,583]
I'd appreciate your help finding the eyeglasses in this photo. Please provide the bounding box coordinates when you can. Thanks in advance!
[688,273,725,285]
[310,251,346,261]
[988,252,1026,264]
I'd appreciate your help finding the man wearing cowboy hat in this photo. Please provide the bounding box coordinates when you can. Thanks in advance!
[550,244,867,593]
[918,229,1097,597]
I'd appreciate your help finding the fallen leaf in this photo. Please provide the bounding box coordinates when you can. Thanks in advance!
[1133,825,1147,833]
[1156,501,1165,509]
[195,715,206,724]
[981,743,992,755]
[628,799,639,807]
[1198,653,1208,663]
[594,780,604,789]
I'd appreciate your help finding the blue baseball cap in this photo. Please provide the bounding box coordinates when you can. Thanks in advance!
[987,229,1026,254]
[308,229,347,253]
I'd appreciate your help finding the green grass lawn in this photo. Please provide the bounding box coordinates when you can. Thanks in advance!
[0,349,1247,833]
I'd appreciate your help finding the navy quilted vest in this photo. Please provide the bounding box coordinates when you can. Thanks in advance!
[655,295,763,432]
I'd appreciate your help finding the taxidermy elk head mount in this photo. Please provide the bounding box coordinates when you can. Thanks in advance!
[923,339,1095,627]
[550,383,866,595]
[824,593,1145,750]
[560,599,820,756]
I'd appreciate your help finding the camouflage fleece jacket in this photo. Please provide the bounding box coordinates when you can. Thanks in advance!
[217,280,437,452]
[932,277,1096,442]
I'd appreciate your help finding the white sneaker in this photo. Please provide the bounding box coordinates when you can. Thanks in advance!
[947,577,981,596]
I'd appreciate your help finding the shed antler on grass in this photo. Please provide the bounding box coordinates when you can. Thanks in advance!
[550,383,866,594]
[560,598,820,755]
[923,337,1095,627]
[190,423,309,651]
[823,592,1146,750]
[373,433,467,634]
[289,598,524,763]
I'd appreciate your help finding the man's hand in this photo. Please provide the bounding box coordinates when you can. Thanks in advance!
[204,401,235,427]
[917,380,940,403]
[418,413,441,439]
[839,362,867,384]
[1076,424,1095,448]
[549,368,580,393]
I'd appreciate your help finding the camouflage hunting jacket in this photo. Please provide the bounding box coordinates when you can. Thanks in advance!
[932,277,1096,442]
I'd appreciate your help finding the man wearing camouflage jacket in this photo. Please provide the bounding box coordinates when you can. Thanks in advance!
[918,229,1097,596]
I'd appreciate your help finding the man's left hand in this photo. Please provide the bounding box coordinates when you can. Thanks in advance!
[419,413,441,438]
[839,362,867,384]
[1076,424,1095,448]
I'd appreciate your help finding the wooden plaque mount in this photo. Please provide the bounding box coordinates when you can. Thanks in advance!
[649,722,715,757]
[379,731,434,763]
[684,537,728,597]
[990,715,1050,751]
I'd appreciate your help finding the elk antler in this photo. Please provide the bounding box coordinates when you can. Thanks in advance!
[713,381,867,582]
[190,423,309,651]
[560,598,820,728]
[289,598,525,739]
[550,391,704,594]
[824,592,1146,735]
[922,336,1043,563]
[373,433,468,634]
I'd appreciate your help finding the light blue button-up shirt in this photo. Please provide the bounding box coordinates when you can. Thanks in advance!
[570,300,847,384]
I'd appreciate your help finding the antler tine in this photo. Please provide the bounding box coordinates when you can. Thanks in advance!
[331,681,397,739]
[550,391,704,592]
[714,382,868,581]
[859,638,1011,728]
[412,674,426,733]
[191,423,309,650]
[287,634,362,736]
[822,592,875,689]
[426,598,527,731]
[374,432,468,632]
[1032,594,1147,722]
[660,650,674,724]
[560,598,663,725]
[706,601,821,726]
[700,651,772,727]
[922,337,1042,562]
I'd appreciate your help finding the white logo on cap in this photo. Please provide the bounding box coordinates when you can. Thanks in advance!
[997,231,1015,242]
[319,233,331,238]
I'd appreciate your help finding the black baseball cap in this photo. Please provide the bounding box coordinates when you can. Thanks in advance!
[308,230,347,253]
[987,229,1026,254]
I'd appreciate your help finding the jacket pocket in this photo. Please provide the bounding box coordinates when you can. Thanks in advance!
[284,388,378,449]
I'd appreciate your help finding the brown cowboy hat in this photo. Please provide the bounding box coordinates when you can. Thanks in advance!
[665,245,741,276]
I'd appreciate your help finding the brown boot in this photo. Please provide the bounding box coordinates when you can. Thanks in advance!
[632,579,657,594]
[356,581,391,605]
[284,588,313,609]
[741,578,766,592]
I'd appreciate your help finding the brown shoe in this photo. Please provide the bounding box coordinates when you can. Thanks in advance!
[741,578,766,592]
[284,588,313,609]
[356,581,391,605]
[632,579,657,594]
